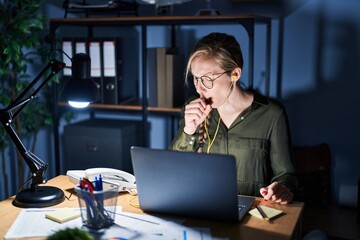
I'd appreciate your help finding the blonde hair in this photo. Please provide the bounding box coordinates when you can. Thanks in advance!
[185,32,244,85]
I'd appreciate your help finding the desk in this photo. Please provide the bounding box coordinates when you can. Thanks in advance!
[0,175,304,240]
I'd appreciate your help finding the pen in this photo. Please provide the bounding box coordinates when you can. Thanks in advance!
[80,178,94,192]
[98,174,103,191]
[255,205,270,221]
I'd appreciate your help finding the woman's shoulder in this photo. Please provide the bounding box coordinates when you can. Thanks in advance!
[250,89,286,113]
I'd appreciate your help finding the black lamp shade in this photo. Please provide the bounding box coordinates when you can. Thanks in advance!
[62,53,100,103]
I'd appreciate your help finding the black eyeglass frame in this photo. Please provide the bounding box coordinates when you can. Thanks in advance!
[193,71,231,89]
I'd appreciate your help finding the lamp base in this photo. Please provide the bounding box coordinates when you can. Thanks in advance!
[13,186,65,208]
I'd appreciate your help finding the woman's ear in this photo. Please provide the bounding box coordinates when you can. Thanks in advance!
[231,68,242,82]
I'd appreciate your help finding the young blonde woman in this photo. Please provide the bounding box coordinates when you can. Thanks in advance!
[170,32,297,204]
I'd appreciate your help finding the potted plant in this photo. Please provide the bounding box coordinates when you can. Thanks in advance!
[47,227,93,240]
[0,0,56,198]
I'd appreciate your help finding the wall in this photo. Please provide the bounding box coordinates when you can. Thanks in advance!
[281,0,360,203]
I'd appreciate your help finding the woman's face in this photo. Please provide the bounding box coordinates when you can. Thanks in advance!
[191,55,232,109]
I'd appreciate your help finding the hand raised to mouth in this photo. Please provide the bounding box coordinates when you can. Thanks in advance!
[183,97,212,135]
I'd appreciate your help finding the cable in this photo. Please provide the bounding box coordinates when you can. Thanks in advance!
[203,80,234,153]
[204,115,221,154]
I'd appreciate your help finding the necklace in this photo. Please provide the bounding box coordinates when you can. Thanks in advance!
[204,115,221,154]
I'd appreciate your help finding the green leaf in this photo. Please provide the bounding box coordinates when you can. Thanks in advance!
[11,41,21,54]
[31,18,44,30]
[3,47,11,55]
[19,22,31,34]
[44,117,53,125]
[5,54,12,65]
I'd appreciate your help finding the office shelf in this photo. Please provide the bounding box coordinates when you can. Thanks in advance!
[49,15,271,175]
[58,102,181,114]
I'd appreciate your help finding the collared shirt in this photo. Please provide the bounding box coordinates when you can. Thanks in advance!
[169,91,298,196]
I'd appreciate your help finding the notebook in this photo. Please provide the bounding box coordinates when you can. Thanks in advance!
[130,146,255,222]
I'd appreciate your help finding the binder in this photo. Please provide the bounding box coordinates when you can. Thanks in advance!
[89,41,101,78]
[165,53,185,108]
[147,48,157,107]
[75,40,86,54]
[147,47,184,108]
[61,38,74,102]
[61,39,73,76]
[101,39,119,104]
[156,48,167,108]
[89,40,102,101]
[147,47,167,107]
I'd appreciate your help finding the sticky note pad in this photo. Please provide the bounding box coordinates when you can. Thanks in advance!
[45,208,81,223]
[249,206,284,220]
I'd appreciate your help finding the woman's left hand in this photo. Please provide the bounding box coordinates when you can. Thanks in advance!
[260,182,294,204]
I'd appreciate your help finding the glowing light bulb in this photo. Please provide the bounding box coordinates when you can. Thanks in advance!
[68,101,89,108]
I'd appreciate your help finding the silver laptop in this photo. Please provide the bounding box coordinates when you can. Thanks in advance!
[130,146,255,222]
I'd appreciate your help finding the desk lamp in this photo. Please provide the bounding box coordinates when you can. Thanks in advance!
[0,51,100,208]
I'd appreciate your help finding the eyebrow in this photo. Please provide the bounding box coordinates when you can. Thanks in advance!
[192,72,218,78]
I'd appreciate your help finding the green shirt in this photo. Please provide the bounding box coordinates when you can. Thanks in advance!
[169,92,298,197]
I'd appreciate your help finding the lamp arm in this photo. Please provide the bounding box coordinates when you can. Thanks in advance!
[0,59,65,185]
[0,120,47,184]
[8,59,65,119]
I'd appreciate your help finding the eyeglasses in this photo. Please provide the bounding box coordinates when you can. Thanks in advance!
[193,71,230,89]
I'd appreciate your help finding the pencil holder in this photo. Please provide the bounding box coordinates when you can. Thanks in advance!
[75,183,119,229]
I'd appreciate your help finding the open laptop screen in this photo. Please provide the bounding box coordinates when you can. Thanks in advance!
[130,146,254,222]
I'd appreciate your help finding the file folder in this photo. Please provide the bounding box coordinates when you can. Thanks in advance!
[102,39,118,104]
[89,40,102,100]
[61,39,73,76]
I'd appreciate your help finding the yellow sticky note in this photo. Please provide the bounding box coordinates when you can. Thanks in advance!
[45,208,81,223]
[249,206,284,220]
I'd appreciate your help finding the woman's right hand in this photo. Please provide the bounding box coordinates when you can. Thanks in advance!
[183,98,212,135]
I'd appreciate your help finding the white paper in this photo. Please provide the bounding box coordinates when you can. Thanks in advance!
[5,208,212,240]
[107,212,212,240]
[4,208,82,239]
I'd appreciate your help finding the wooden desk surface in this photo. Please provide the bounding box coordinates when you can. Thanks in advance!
[0,175,304,240]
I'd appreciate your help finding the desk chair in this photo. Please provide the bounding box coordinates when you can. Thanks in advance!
[293,143,332,207]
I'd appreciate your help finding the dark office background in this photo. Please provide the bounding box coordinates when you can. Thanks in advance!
[1,0,359,210]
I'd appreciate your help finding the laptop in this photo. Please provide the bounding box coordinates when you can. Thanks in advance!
[130,146,255,222]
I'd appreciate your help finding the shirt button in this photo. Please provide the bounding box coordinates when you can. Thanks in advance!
[240,116,245,120]
[190,136,195,140]
[189,141,194,145]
